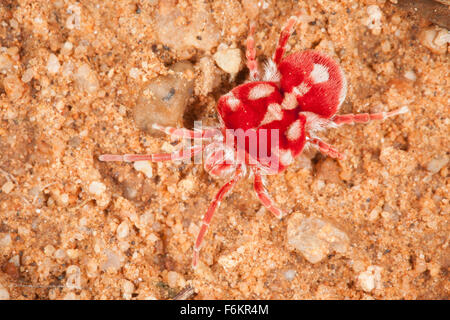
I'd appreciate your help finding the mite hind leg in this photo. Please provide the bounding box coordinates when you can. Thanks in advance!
[99,145,204,162]
[307,137,346,160]
[192,166,243,268]
[253,169,284,219]
[332,107,409,126]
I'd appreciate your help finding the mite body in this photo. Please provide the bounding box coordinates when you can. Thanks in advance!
[100,16,408,267]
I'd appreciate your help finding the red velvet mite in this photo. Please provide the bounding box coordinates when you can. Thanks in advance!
[100,16,408,268]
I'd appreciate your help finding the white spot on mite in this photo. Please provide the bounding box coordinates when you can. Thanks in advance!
[248,84,275,100]
[310,64,329,84]
[281,92,298,110]
[260,103,283,126]
[301,111,334,132]
[88,181,106,196]
[285,120,302,141]
[293,82,310,96]
[226,92,241,111]
[133,161,153,178]
[279,149,294,166]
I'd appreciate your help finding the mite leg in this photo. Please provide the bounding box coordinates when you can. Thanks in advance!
[253,169,284,219]
[332,106,409,126]
[308,137,346,160]
[152,124,220,140]
[273,15,298,65]
[192,166,243,268]
[246,22,259,80]
[99,145,204,162]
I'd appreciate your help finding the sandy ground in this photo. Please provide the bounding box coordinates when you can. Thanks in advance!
[0,0,449,300]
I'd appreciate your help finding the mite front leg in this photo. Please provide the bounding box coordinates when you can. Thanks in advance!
[273,15,298,65]
[308,137,346,160]
[192,166,243,268]
[99,145,204,162]
[246,22,260,81]
[332,106,409,126]
[253,169,284,219]
[152,124,220,140]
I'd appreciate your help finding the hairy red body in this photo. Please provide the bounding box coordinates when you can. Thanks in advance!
[100,16,408,267]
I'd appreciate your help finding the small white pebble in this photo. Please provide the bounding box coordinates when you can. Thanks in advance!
[61,41,73,55]
[54,249,66,259]
[146,233,159,243]
[419,26,449,55]
[367,5,382,23]
[118,105,127,115]
[44,244,56,256]
[60,193,69,205]
[0,233,11,247]
[129,67,141,79]
[1,181,14,194]
[426,157,448,174]
[358,266,382,292]
[213,48,242,74]
[62,61,74,77]
[179,178,195,193]
[86,259,98,277]
[167,271,179,288]
[0,285,10,300]
[9,19,18,29]
[133,161,153,178]
[0,53,13,72]
[381,40,391,53]
[21,68,34,83]
[368,207,381,222]
[101,249,122,272]
[75,46,87,57]
[8,255,20,267]
[79,217,87,227]
[88,181,106,196]
[139,211,155,226]
[63,292,78,300]
[283,269,297,281]
[364,5,382,35]
[287,213,349,264]
[116,221,129,239]
[434,28,450,47]
[118,241,130,252]
[46,53,60,74]
[404,70,416,81]
[75,63,99,94]
[122,280,135,299]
